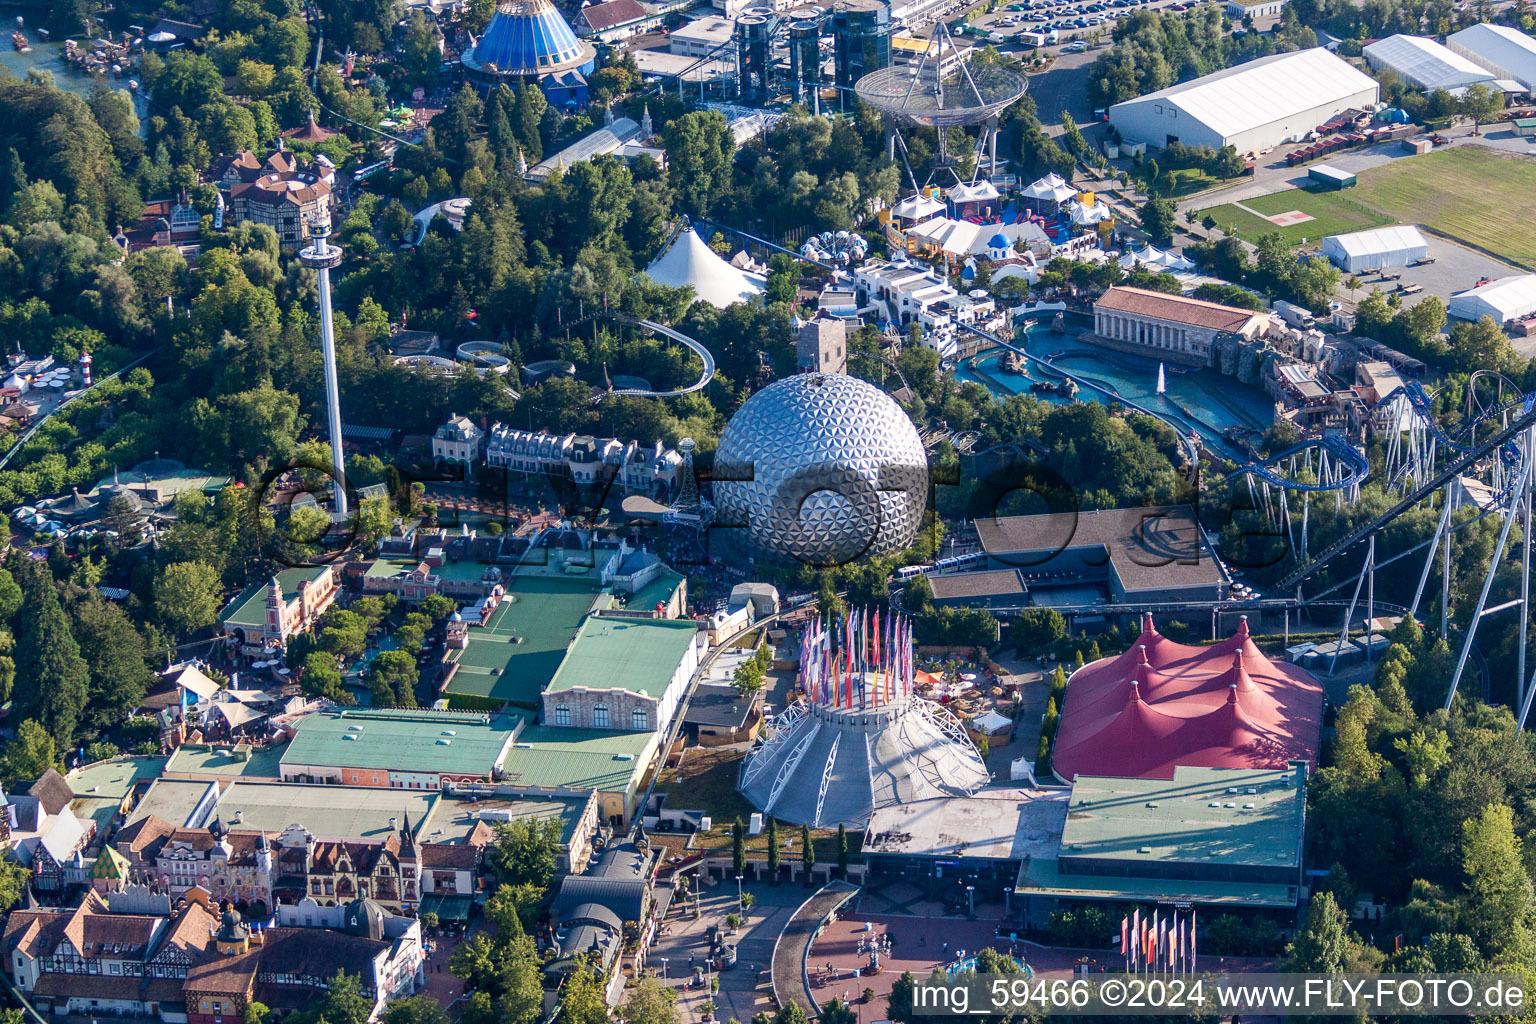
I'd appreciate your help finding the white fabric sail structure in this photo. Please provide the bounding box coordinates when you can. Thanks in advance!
[645,227,766,309]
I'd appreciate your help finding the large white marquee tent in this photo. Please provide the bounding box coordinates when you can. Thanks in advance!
[1320,225,1430,273]
[1448,274,1536,323]
[1363,34,1495,91]
[1108,48,1380,153]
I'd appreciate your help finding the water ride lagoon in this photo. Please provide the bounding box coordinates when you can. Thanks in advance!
[959,316,1274,461]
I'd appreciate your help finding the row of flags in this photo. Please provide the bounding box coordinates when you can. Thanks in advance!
[798,607,915,708]
[1122,910,1197,975]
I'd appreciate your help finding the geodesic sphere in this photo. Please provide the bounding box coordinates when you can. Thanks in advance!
[712,373,929,566]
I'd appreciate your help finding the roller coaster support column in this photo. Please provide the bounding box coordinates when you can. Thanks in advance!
[1446,436,1535,710]
[1520,424,1534,709]
[1366,535,1376,662]
[1412,484,1453,624]
[1329,545,1373,677]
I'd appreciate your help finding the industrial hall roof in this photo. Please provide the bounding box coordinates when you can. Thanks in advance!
[1111,48,1378,142]
[1049,614,1324,783]
[1096,286,1265,333]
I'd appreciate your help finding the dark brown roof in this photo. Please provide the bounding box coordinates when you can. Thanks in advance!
[3,909,69,959]
[230,170,329,207]
[579,0,647,31]
[152,902,218,963]
[1095,286,1262,333]
[927,568,1028,601]
[974,504,1223,595]
[33,974,153,1001]
[116,815,179,863]
[30,770,74,816]
[421,843,480,869]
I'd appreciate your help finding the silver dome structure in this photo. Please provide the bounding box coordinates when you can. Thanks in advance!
[739,610,989,827]
[712,374,928,566]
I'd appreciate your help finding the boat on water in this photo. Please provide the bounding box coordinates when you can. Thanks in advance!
[12,30,30,52]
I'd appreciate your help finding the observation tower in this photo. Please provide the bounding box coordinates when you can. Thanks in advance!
[299,209,348,516]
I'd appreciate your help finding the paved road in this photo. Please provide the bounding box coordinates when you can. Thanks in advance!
[1025,49,1099,131]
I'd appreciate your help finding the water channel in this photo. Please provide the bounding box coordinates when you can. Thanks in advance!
[957,318,1275,461]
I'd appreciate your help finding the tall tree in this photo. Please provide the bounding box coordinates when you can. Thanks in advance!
[1460,802,1534,959]
[11,560,88,746]
[766,816,781,880]
[71,594,152,735]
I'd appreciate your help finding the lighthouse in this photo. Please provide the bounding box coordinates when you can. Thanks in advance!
[298,208,349,516]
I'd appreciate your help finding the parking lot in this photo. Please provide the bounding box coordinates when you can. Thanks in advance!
[966,0,1192,51]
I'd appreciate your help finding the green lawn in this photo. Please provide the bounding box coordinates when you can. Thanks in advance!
[1346,146,1536,269]
[1198,187,1392,245]
[1197,146,1536,265]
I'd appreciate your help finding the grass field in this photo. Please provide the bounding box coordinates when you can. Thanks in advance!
[1198,146,1536,265]
[1199,187,1392,245]
[1347,146,1536,268]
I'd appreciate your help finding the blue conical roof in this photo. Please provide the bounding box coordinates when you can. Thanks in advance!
[472,0,587,72]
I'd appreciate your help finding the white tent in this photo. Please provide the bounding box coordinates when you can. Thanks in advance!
[1023,172,1077,204]
[1118,245,1196,274]
[1363,34,1494,91]
[948,180,1001,205]
[1449,274,1536,323]
[891,194,947,222]
[1321,225,1429,273]
[974,708,1014,734]
[645,228,766,309]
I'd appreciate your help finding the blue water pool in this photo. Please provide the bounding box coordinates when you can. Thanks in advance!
[957,321,1273,460]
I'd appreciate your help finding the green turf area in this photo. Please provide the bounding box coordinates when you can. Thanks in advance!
[1346,146,1536,268]
[443,576,604,706]
[1198,147,1536,265]
[1198,188,1392,245]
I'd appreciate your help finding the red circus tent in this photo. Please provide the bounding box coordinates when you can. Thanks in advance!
[1050,615,1323,782]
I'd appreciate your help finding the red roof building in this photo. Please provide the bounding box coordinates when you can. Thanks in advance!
[1050,614,1323,782]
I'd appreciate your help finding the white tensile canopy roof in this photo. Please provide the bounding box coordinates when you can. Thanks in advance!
[1024,172,1077,203]
[891,194,947,221]
[948,180,1001,204]
[645,228,766,309]
[1119,245,1196,273]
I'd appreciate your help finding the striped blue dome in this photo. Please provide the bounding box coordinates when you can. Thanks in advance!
[471,0,588,72]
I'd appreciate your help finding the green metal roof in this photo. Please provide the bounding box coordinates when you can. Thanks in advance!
[1058,764,1305,870]
[625,570,686,613]
[444,576,605,705]
[164,743,285,779]
[498,727,657,793]
[280,708,521,776]
[1017,857,1298,907]
[546,617,697,698]
[221,566,332,629]
[214,781,440,839]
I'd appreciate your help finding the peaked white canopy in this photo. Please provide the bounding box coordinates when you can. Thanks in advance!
[645,228,766,309]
